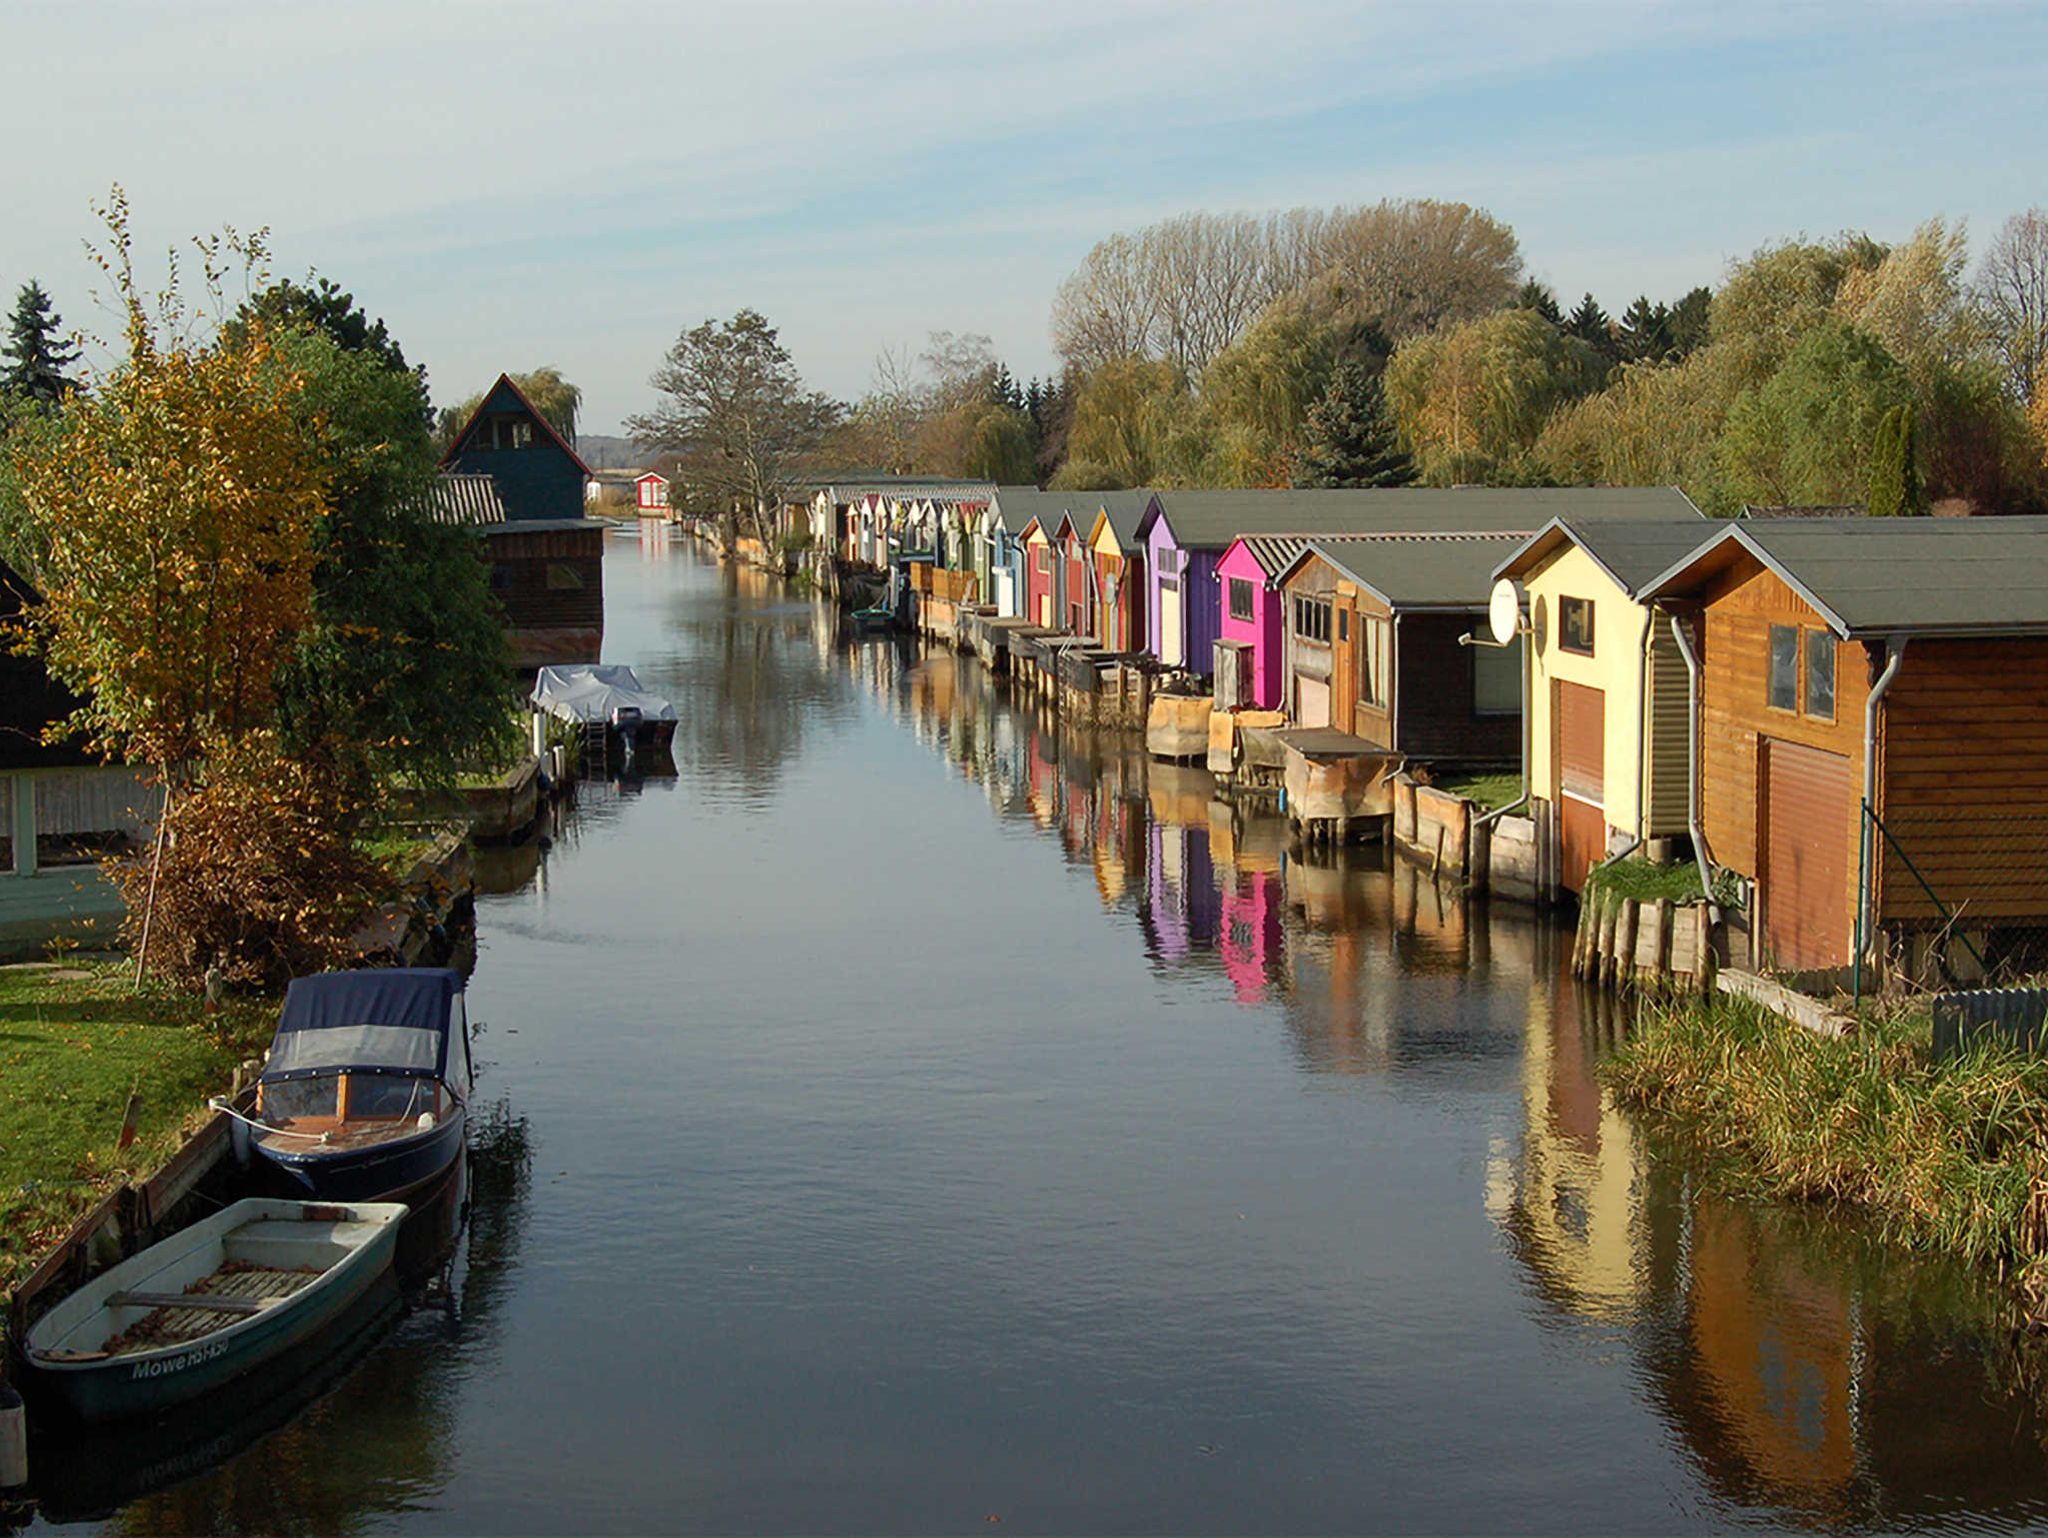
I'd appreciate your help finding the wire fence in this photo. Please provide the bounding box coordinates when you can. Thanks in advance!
[1856,801,2048,1006]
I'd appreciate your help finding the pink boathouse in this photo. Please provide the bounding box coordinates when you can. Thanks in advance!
[1213,535,1309,711]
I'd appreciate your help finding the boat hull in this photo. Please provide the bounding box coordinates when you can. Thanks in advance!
[22,1201,404,1425]
[254,1104,466,1203]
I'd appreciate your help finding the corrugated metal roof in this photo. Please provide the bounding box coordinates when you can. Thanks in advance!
[1493,515,1718,596]
[427,473,509,527]
[1241,536,1311,577]
[1147,486,1697,549]
[1300,532,1528,609]
[1643,515,2048,637]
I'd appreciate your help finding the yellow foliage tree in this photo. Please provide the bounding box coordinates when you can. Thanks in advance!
[7,204,326,771]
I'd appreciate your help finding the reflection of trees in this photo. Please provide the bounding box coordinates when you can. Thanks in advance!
[662,562,860,809]
[104,1100,533,1536]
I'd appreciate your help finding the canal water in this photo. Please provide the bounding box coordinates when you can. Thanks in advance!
[44,533,2048,1533]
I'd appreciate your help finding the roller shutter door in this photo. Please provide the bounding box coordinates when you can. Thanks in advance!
[1556,681,1605,893]
[1762,739,1853,972]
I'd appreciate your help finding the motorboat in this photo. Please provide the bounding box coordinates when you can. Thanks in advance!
[223,968,472,1202]
[530,664,678,755]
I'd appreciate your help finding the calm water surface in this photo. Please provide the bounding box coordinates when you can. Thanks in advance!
[49,533,2048,1533]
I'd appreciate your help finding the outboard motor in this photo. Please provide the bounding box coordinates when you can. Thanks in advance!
[610,704,643,767]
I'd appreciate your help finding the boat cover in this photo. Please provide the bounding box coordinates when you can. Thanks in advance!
[264,969,461,1081]
[530,665,678,726]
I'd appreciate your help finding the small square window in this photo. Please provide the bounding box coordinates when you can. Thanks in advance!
[1768,624,1798,711]
[1804,629,1835,719]
[546,563,584,591]
[489,564,514,591]
[1560,597,1594,655]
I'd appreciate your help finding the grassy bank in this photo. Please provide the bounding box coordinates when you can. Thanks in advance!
[0,958,274,1296]
[1605,992,2048,1308]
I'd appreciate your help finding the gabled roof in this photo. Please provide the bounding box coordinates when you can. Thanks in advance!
[1492,514,1718,598]
[1081,491,1154,550]
[1639,515,2048,638]
[1281,533,1529,611]
[439,373,594,478]
[990,486,1074,536]
[1226,535,1312,581]
[1139,486,1697,550]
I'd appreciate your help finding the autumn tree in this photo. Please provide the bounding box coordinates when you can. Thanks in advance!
[1383,308,1602,485]
[628,309,841,545]
[1063,357,1192,488]
[2,280,82,408]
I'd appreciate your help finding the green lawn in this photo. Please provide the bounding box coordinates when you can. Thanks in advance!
[0,958,274,1298]
[1434,772,1523,812]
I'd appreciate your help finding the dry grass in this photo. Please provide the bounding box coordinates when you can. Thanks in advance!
[1606,992,2048,1309]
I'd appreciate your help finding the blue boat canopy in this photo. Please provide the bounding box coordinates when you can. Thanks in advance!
[264,969,462,1082]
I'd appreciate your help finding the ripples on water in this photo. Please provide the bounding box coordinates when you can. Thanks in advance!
[46,533,2048,1535]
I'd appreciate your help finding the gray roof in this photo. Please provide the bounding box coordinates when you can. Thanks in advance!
[1640,516,2048,637]
[1294,533,1529,609]
[1239,536,1311,579]
[1493,514,1719,596]
[1088,490,1154,549]
[1741,503,1866,519]
[427,473,509,527]
[991,486,1085,538]
[1144,486,1697,550]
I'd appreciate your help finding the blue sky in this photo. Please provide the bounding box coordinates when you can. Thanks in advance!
[4,1,2043,434]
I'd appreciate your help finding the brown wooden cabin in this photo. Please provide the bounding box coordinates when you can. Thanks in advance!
[1642,516,2048,979]
[1272,534,1526,767]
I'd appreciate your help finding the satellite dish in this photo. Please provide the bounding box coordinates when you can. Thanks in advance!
[1488,578,1522,647]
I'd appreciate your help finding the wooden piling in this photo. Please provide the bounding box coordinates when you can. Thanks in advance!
[1611,899,1638,989]
[1596,893,1620,981]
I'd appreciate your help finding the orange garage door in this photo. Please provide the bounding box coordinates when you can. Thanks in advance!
[1762,739,1854,973]
[1556,681,1605,893]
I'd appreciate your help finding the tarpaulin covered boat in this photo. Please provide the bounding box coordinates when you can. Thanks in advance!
[530,664,678,752]
[223,969,472,1202]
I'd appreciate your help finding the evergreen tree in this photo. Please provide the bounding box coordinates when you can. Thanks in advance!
[1866,403,1925,516]
[988,361,1024,413]
[1567,293,1617,363]
[1292,358,1415,488]
[1515,280,1563,326]
[1616,296,1673,363]
[2,281,83,406]
[1666,285,1712,358]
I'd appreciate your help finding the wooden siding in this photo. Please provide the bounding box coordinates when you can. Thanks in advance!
[1644,624,1693,837]
[1388,611,1519,768]
[1879,636,2048,925]
[483,526,605,632]
[1697,567,1867,938]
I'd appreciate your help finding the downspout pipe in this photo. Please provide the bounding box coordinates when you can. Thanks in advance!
[1669,612,1720,919]
[1858,637,1909,961]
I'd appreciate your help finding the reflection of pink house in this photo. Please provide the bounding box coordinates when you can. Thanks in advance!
[1220,870,1285,1004]
[1215,536,1307,710]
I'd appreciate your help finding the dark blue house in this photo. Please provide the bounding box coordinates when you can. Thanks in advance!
[438,374,604,667]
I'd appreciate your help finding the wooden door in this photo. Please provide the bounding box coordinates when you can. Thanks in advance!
[1761,739,1854,972]
[1296,674,1331,728]
[1160,581,1183,666]
[1556,680,1605,893]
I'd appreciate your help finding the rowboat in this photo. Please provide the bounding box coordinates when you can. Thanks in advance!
[21,1199,405,1424]
[224,968,472,1202]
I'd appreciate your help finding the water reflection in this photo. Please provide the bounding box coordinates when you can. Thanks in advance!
[887,639,2048,1530]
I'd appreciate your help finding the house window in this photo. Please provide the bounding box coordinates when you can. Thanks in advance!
[1035,546,1049,574]
[1359,615,1391,709]
[1293,595,1331,644]
[1768,624,1798,711]
[1228,578,1255,622]
[489,564,514,591]
[510,418,534,449]
[1338,609,1349,643]
[1805,629,1836,720]
[1560,597,1595,656]
[546,563,584,590]
[1473,636,1521,715]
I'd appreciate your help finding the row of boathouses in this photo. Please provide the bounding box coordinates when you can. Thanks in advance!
[791,480,2048,988]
